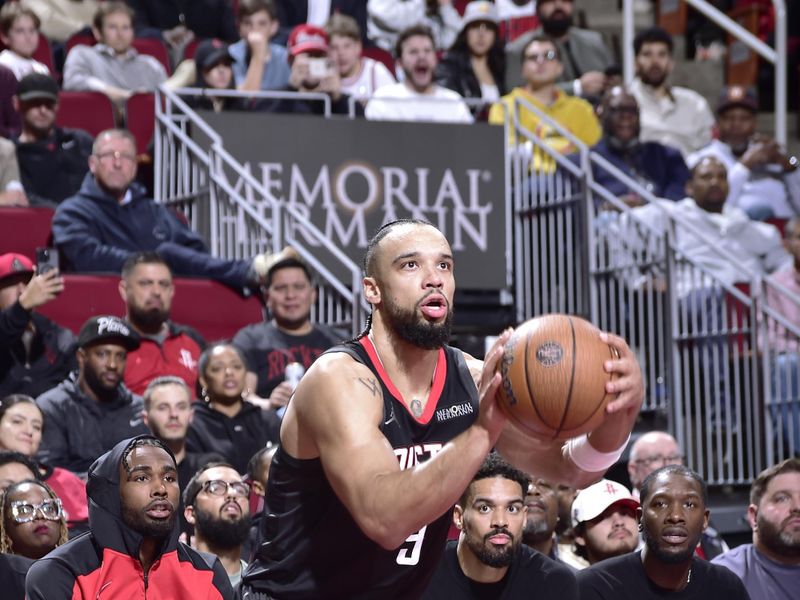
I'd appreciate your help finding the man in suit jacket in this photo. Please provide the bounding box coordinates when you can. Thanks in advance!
[505,0,614,101]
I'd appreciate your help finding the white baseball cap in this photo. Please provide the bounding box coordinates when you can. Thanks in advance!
[461,1,499,29]
[572,479,640,527]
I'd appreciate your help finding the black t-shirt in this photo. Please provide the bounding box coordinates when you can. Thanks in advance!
[578,551,752,600]
[232,322,341,398]
[0,553,33,600]
[242,339,480,600]
[422,540,578,600]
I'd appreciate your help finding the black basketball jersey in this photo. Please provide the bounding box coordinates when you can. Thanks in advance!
[241,338,480,600]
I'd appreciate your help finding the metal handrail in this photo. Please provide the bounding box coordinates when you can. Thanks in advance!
[622,0,787,145]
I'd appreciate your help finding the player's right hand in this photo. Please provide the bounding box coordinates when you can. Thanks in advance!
[475,328,513,442]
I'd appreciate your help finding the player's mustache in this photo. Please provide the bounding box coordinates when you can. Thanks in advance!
[484,527,513,542]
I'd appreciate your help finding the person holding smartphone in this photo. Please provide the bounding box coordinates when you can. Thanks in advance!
[0,252,76,400]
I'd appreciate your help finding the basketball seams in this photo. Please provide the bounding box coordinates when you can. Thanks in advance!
[523,327,552,435]
[559,336,617,435]
[554,316,578,437]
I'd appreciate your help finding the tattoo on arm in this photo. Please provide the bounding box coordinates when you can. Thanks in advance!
[357,377,380,397]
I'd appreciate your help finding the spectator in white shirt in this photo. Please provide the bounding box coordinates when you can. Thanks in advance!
[367,0,462,52]
[0,4,50,80]
[365,24,473,124]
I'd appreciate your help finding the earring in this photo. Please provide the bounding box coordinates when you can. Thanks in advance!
[201,386,209,402]
[637,523,643,532]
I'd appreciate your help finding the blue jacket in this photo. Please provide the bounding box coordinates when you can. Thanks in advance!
[52,173,208,273]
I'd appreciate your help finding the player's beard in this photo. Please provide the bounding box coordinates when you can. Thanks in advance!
[757,512,800,557]
[642,523,696,564]
[466,526,518,568]
[639,67,667,88]
[522,514,552,545]
[382,295,453,350]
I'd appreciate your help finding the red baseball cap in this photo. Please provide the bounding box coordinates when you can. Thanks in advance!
[287,24,329,57]
[0,253,34,287]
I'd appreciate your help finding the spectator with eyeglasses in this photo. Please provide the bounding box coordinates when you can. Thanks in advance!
[183,462,253,588]
[0,478,67,559]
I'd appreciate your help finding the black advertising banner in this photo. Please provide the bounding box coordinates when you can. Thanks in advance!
[196,112,507,290]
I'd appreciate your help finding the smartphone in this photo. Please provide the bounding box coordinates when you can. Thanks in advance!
[308,57,330,80]
[36,247,59,275]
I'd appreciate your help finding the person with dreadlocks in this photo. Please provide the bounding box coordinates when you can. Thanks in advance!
[241,219,645,599]
[25,434,234,599]
[0,478,67,558]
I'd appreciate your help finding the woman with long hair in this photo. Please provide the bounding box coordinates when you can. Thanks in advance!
[0,478,68,559]
[435,1,506,120]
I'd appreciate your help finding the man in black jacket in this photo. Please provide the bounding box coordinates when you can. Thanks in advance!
[35,315,149,474]
[12,73,93,208]
[25,435,234,599]
[0,253,75,399]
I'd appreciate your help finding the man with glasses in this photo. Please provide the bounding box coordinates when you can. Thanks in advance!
[627,430,728,559]
[51,128,272,294]
[489,34,600,171]
[12,73,93,208]
[183,462,253,587]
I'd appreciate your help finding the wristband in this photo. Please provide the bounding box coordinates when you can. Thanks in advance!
[566,433,631,472]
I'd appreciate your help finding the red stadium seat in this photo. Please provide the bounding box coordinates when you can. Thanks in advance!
[362,47,395,76]
[0,207,54,259]
[64,33,95,55]
[183,38,200,60]
[126,92,156,159]
[132,38,171,75]
[56,91,116,137]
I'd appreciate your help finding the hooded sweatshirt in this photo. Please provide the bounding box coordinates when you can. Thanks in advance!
[25,435,234,600]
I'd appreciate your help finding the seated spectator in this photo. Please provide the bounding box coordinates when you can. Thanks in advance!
[578,465,750,599]
[365,25,473,123]
[187,343,280,475]
[276,0,369,46]
[0,449,39,492]
[25,436,235,599]
[180,39,254,112]
[711,458,800,600]
[0,136,28,207]
[0,478,68,559]
[489,35,601,171]
[0,549,31,600]
[435,1,506,121]
[422,453,578,599]
[0,253,75,399]
[19,0,98,44]
[119,252,205,396]
[367,0,462,52]
[52,129,270,294]
[630,27,714,159]
[12,73,93,208]
[0,63,22,138]
[231,0,291,93]
[506,0,614,102]
[183,462,252,587]
[570,479,640,567]
[687,86,800,220]
[0,3,51,80]
[232,247,341,409]
[326,13,394,100]
[127,0,238,49]
[0,395,88,532]
[495,0,537,43]
[35,315,149,474]
[247,442,277,499]
[584,86,689,206]
[63,2,167,106]
[521,476,562,561]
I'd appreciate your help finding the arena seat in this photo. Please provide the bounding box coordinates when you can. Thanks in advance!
[126,92,156,159]
[57,91,116,137]
[37,274,264,341]
[0,207,54,259]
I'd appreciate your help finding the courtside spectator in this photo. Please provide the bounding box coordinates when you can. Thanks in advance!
[687,86,800,220]
[25,435,235,599]
[367,0,462,52]
[52,129,271,294]
[436,1,506,120]
[422,453,578,599]
[571,479,640,567]
[63,2,167,106]
[0,4,50,80]
[489,35,601,170]
[12,73,93,208]
[711,458,800,600]
[247,443,277,499]
[119,252,205,396]
[0,450,39,492]
[585,86,689,206]
[521,476,562,560]
[506,0,614,101]
[630,27,714,159]
[327,13,394,100]
[0,478,68,559]
[277,0,369,45]
[181,39,253,112]
[19,0,98,44]
[232,247,340,410]
[231,0,291,93]
[35,315,148,474]
[187,343,280,475]
[0,253,75,399]
[0,136,27,206]
[578,465,750,599]
[184,463,252,587]
[365,25,473,123]
[128,0,238,47]
[0,395,89,533]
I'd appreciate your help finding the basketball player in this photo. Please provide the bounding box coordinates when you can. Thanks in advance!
[241,220,643,599]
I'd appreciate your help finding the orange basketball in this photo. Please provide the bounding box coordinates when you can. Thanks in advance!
[497,314,618,440]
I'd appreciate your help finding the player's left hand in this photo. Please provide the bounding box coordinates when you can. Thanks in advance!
[600,331,644,418]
